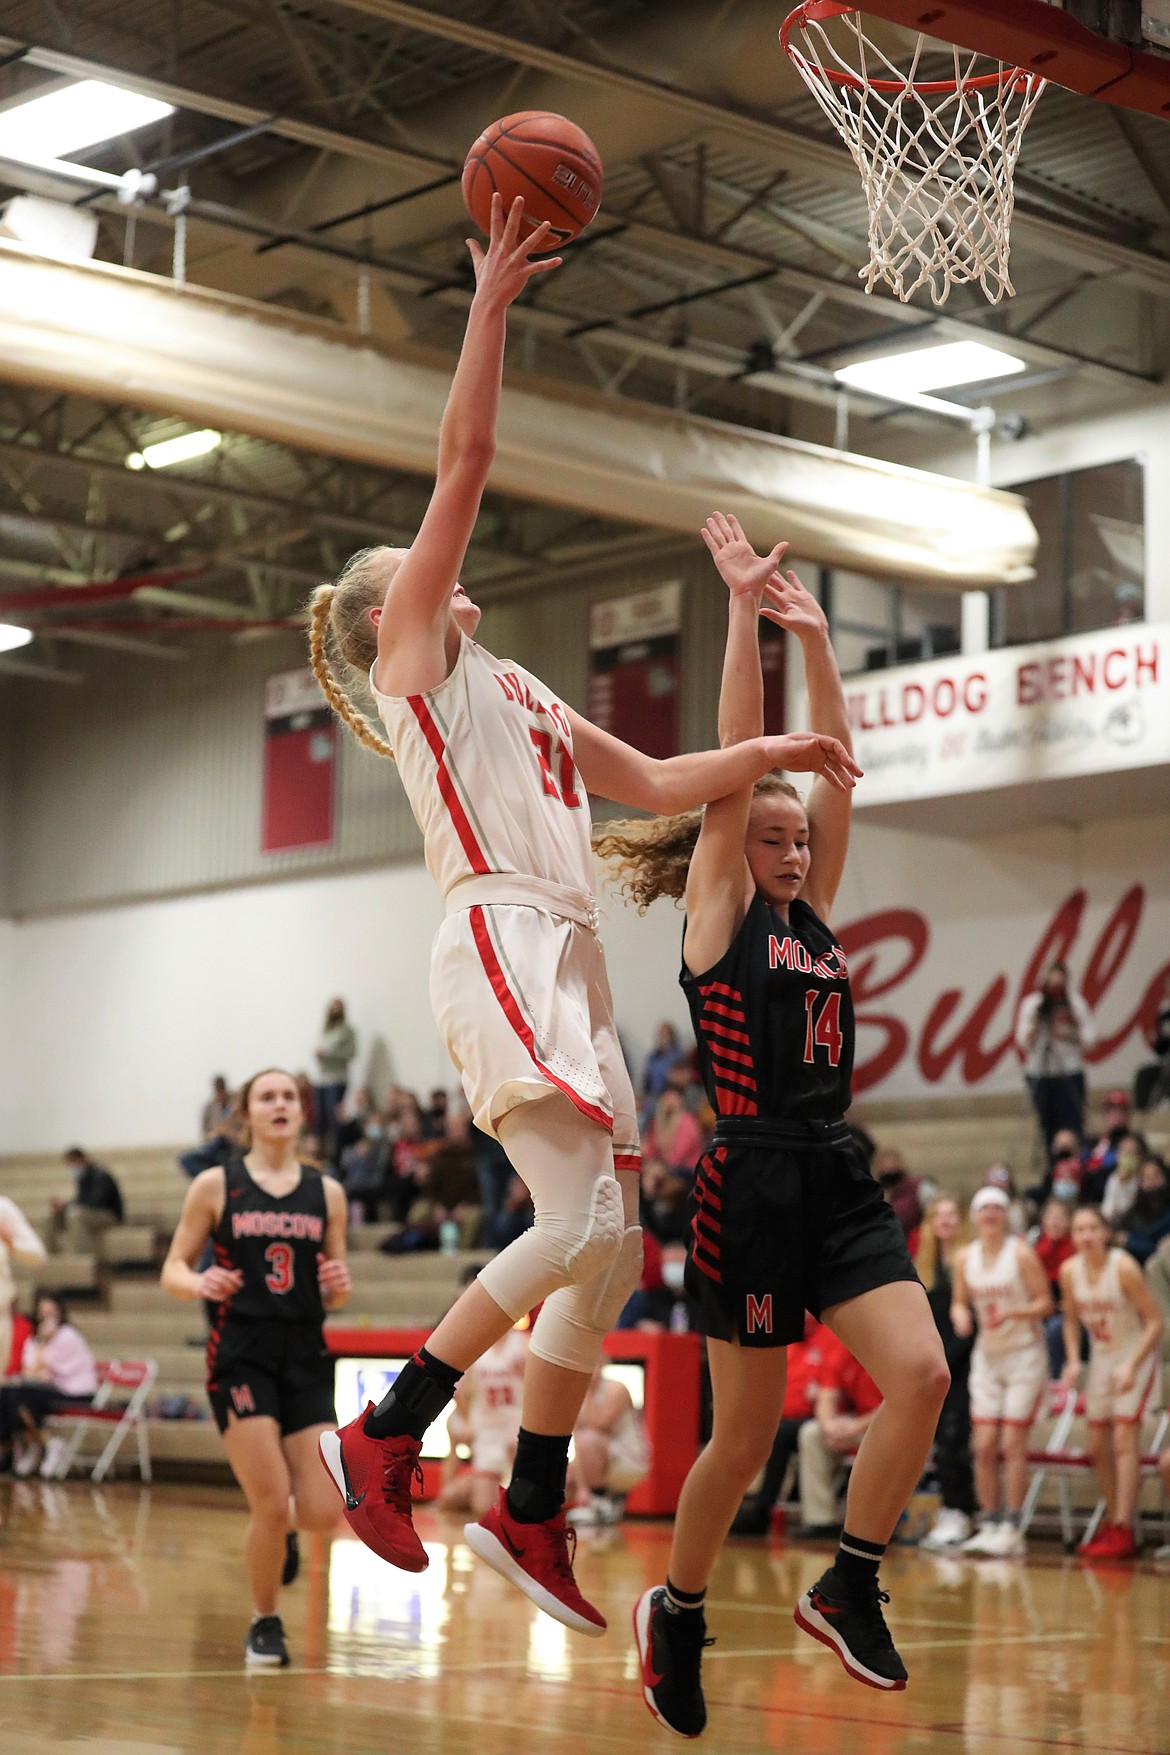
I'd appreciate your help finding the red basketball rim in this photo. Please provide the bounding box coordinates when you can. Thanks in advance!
[779,1,1031,94]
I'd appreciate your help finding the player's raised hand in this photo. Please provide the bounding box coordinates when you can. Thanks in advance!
[760,568,830,642]
[467,194,562,307]
[763,731,862,793]
[701,511,788,602]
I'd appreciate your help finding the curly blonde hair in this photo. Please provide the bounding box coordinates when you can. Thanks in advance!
[307,546,407,759]
[594,773,802,913]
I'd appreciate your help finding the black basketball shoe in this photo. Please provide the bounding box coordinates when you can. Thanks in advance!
[245,1614,290,1668]
[282,1531,300,1586]
[794,1569,907,1691]
[633,1586,715,1737]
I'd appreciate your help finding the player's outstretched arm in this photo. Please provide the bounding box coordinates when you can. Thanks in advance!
[567,714,858,818]
[373,194,561,697]
[759,568,853,921]
[683,512,788,975]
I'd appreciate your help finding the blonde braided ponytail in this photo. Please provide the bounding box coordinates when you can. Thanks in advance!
[308,580,396,760]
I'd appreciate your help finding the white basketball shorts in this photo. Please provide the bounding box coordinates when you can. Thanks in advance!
[1084,1350,1162,1425]
[430,893,640,1169]
[970,1341,1048,1426]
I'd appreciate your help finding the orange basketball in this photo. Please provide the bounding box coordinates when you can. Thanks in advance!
[462,111,603,246]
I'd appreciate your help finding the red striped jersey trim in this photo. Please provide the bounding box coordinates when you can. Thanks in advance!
[703,999,749,1025]
[407,694,492,876]
[711,1061,758,1093]
[690,1251,722,1285]
[701,981,741,1001]
[703,1019,752,1048]
[468,905,613,1134]
[708,1041,755,1071]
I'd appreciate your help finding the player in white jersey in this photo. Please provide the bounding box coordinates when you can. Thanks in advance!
[309,193,859,1636]
[951,1187,1052,1555]
[440,1325,530,1521]
[1060,1205,1163,1559]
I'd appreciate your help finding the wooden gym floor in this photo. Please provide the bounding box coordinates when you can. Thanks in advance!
[1,1481,1168,1755]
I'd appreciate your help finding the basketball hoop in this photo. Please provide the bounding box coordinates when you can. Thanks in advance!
[780,2,1046,306]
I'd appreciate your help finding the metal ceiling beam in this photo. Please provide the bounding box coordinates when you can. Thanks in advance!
[0,35,451,178]
[329,0,1170,295]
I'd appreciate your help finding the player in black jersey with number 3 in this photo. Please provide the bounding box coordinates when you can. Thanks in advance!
[163,1068,351,1668]
[599,515,948,1735]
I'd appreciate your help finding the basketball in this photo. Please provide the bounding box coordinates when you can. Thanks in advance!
[462,111,603,245]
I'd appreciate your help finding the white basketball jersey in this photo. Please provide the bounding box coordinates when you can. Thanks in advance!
[372,636,594,900]
[468,1329,528,1442]
[965,1237,1042,1359]
[1067,1249,1143,1357]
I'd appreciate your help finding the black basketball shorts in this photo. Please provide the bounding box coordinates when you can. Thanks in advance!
[684,1117,920,1348]
[207,1317,336,1437]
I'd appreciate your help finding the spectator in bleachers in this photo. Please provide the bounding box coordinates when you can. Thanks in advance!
[1100,1131,1147,1230]
[312,998,357,1158]
[915,1196,978,1551]
[0,1194,47,1377]
[1027,1128,1086,1210]
[730,1315,831,1536]
[334,1085,378,1161]
[385,1097,432,1224]
[180,1080,246,1180]
[1134,972,1170,1113]
[47,1149,123,1256]
[643,1088,705,1186]
[1118,1154,1170,1265]
[339,1111,391,1226]
[412,1104,482,1249]
[0,1293,97,1478]
[640,1159,691,1248]
[874,1148,923,1240]
[1016,960,1095,1160]
[1081,1090,1132,1203]
[422,1087,450,1142]
[484,1174,534,1251]
[640,1021,687,1124]
[794,1329,883,1540]
[471,1120,514,1236]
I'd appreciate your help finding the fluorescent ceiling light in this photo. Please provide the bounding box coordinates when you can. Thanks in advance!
[835,340,1027,400]
[0,79,173,169]
[126,430,222,471]
[0,623,33,653]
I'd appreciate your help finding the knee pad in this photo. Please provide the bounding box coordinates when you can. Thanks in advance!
[528,1225,644,1374]
[562,1173,624,1285]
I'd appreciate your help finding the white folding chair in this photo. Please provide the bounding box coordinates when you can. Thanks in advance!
[51,1358,156,1483]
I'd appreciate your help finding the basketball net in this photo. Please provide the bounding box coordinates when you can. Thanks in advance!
[781,3,1046,306]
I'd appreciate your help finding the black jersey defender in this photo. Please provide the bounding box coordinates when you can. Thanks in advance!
[681,894,917,1348]
[206,1158,337,1435]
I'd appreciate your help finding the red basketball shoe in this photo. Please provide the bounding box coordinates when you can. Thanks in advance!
[319,1404,428,1572]
[1079,1521,1136,1560]
[463,1488,606,1636]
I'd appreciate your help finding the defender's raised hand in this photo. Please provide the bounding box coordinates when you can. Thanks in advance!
[466,193,562,308]
[701,511,788,602]
[760,568,830,642]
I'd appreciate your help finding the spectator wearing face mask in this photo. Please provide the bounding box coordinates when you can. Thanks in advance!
[874,1149,923,1240]
[1025,1129,1084,1210]
[1117,1154,1170,1264]
[1016,961,1095,1161]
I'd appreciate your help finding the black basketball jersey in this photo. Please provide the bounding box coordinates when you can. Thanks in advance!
[682,893,854,1123]
[211,1158,328,1326]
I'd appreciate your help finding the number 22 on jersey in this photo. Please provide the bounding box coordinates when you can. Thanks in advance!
[529,727,581,809]
[802,989,843,1067]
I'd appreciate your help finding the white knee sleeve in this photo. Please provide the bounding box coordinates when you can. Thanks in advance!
[529,1223,644,1374]
[474,1096,627,1323]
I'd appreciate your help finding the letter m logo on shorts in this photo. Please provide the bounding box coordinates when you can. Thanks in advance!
[746,1293,773,1336]
[230,1384,256,1416]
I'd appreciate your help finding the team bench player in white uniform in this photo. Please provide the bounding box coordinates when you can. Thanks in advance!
[310,193,858,1636]
[951,1186,1052,1557]
[1061,1204,1163,1560]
